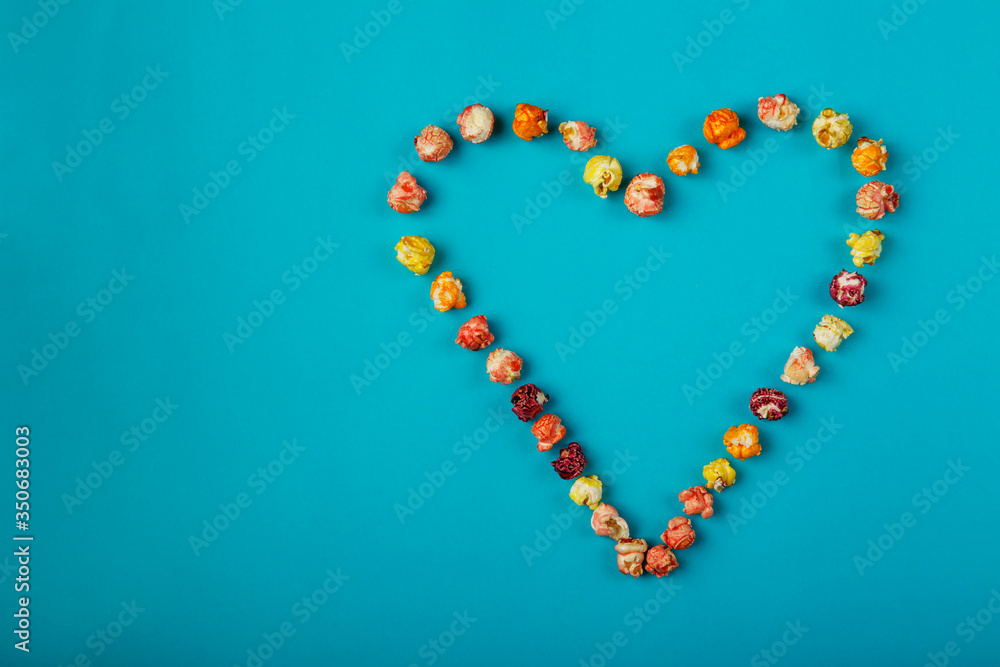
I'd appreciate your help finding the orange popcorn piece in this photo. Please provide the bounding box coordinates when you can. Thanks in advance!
[667,145,699,176]
[429,271,466,312]
[512,103,548,141]
[703,108,746,149]
[724,424,761,461]
[531,414,566,452]
[851,137,888,177]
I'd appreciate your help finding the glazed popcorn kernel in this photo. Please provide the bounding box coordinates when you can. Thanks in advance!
[724,423,762,460]
[781,346,820,385]
[531,413,566,452]
[558,120,597,151]
[703,108,746,149]
[662,516,696,550]
[856,181,899,220]
[623,173,666,217]
[386,171,427,214]
[679,486,714,519]
[615,538,648,578]
[591,503,630,540]
[852,137,888,176]
[702,458,736,492]
[757,94,800,131]
[486,348,522,384]
[644,545,679,578]
[456,103,494,143]
[829,269,868,308]
[511,383,548,422]
[414,125,454,162]
[812,108,853,149]
[395,235,435,275]
[666,145,699,176]
[749,388,789,421]
[455,314,494,351]
[813,314,854,352]
[430,271,467,312]
[847,229,885,268]
[582,155,623,199]
[569,474,603,510]
[512,103,548,141]
[552,442,587,480]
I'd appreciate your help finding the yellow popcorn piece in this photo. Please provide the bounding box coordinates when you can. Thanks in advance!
[702,458,736,492]
[395,235,435,275]
[846,229,884,268]
[813,314,854,352]
[569,474,603,509]
[582,155,622,199]
[812,108,853,149]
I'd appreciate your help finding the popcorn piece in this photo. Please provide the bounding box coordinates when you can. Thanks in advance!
[583,155,623,199]
[748,389,788,421]
[386,171,427,214]
[847,229,885,268]
[703,108,746,149]
[644,545,678,578]
[757,94,800,131]
[623,173,666,217]
[780,346,820,385]
[702,458,736,492]
[829,269,868,308]
[856,181,899,220]
[679,486,714,519]
[512,103,548,141]
[552,442,587,480]
[812,108,853,149]
[455,315,494,351]
[558,121,597,151]
[852,137,887,176]
[395,236,435,275]
[430,271,466,312]
[486,348,522,384]
[661,516,695,550]
[591,503,629,540]
[724,423,762,460]
[531,414,566,452]
[667,145,699,176]
[615,538,648,578]
[456,104,494,143]
[511,383,548,422]
[414,125,454,162]
[569,475,602,510]
[813,314,854,352]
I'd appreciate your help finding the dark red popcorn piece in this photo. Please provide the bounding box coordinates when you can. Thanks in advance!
[552,442,587,480]
[749,388,789,421]
[511,384,548,422]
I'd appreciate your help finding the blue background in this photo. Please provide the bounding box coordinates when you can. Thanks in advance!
[3,0,999,665]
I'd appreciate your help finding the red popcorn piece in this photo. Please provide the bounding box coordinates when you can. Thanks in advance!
[623,173,666,217]
[386,171,427,213]
[829,269,868,308]
[552,442,587,480]
[615,538,648,578]
[662,516,696,550]
[511,384,548,422]
[531,414,566,452]
[679,486,714,519]
[557,120,597,151]
[749,388,789,421]
[591,503,630,540]
[486,348,522,384]
[414,125,454,162]
[456,104,494,143]
[757,94,800,131]
[644,545,679,578]
[856,180,899,220]
[455,315,494,351]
